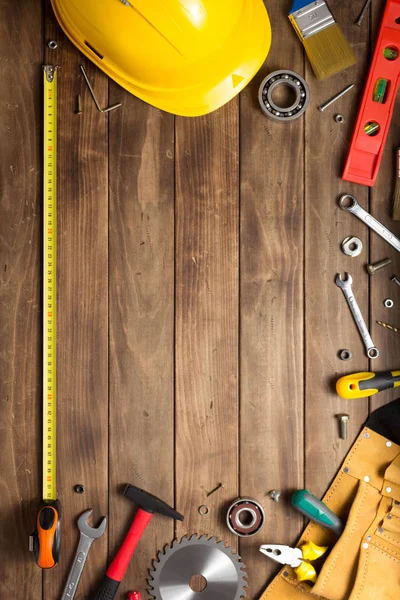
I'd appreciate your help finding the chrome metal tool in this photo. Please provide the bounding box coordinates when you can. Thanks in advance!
[335,273,379,359]
[60,510,106,600]
[148,535,247,600]
[260,540,328,583]
[339,194,400,253]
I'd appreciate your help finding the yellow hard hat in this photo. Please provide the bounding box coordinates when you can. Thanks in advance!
[51,0,272,116]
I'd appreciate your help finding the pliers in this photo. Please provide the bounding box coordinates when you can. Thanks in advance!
[259,540,328,583]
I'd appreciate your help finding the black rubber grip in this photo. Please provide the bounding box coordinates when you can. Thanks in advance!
[92,575,120,600]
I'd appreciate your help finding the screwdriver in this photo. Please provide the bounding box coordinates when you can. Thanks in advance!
[336,371,400,399]
[291,490,344,536]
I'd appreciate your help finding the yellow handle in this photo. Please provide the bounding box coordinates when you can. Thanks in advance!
[299,540,328,561]
[294,562,317,583]
[336,371,400,400]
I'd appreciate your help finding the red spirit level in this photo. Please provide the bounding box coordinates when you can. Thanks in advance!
[343,0,400,187]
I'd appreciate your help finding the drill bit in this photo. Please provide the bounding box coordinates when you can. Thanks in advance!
[377,321,400,334]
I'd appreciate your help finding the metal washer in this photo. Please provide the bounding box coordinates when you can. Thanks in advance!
[258,70,310,122]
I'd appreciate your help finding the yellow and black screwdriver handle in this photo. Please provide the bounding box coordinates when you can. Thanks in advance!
[337,371,400,399]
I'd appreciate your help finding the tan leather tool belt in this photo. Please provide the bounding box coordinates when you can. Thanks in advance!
[260,401,400,600]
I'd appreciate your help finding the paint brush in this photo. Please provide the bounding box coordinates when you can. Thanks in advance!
[393,148,400,220]
[289,0,357,80]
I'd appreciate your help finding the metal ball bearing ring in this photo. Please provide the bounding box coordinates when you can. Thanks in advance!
[258,70,310,122]
[226,498,265,537]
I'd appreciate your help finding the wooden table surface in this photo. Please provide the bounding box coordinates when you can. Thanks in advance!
[2,1,400,598]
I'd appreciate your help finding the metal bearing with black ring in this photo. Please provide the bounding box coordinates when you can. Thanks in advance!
[258,70,310,122]
[226,498,265,537]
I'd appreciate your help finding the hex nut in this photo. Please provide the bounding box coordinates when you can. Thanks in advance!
[74,484,85,494]
[335,114,345,123]
[339,349,352,361]
[384,298,394,308]
[48,40,58,50]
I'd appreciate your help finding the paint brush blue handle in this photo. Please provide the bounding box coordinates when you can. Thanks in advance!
[289,0,313,14]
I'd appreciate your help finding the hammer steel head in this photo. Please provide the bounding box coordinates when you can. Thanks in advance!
[78,509,107,539]
[335,272,352,288]
[123,484,184,521]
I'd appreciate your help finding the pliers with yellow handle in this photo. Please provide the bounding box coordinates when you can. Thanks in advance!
[259,540,328,583]
[336,371,400,399]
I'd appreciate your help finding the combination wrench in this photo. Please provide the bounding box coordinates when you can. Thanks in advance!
[335,273,379,359]
[60,509,106,600]
[339,194,400,253]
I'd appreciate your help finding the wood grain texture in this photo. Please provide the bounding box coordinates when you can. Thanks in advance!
[175,104,239,546]
[108,90,175,598]
[43,10,109,599]
[239,3,305,595]
[304,2,370,497]
[370,0,400,412]
[0,1,43,597]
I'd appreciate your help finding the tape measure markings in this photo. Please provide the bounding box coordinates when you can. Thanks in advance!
[43,65,57,502]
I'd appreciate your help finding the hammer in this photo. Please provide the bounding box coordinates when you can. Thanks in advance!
[92,484,183,600]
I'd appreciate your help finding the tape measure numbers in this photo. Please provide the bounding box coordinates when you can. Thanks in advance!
[43,65,57,502]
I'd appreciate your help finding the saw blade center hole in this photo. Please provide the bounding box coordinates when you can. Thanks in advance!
[189,574,208,592]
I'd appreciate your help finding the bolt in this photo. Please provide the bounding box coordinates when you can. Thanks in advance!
[74,484,85,494]
[269,490,281,502]
[391,276,400,287]
[336,414,350,440]
[366,258,392,275]
[76,94,82,115]
[318,84,354,112]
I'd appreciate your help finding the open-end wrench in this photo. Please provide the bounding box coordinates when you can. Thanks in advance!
[335,273,379,359]
[60,509,106,600]
[339,194,400,253]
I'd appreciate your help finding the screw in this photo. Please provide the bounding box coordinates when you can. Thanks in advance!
[48,40,58,50]
[76,94,82,115]
[355,0,372,26]
[74,484,85,494]
[318,84,354,112]
[269,490,281,502]
[366,258,392,275]
[336,414,349,440]
[391,276,400,287]
[206,483,224,497]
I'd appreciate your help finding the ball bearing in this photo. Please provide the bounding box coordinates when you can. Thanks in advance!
[258,70,310,122]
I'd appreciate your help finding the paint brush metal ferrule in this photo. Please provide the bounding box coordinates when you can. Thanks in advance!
[290,1,335,40]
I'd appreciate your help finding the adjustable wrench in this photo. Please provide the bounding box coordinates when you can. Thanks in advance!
[339,194,400,253]
[335,273,379,359]
[60,509,106,600]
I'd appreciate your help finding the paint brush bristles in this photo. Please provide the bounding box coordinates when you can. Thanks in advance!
[393,148,400,220]
[289,0,357,80]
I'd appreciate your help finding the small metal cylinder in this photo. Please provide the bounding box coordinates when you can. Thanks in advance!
[336,414,349,440]
[366,258,392,275]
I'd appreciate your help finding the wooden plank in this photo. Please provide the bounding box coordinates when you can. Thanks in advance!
[0,1,43,597]
[43,10,109,599]
[239,5,305,596]
[175,103,239,548]
[305,4,370,498]
[370,0,400,412]
[108,90,175,597]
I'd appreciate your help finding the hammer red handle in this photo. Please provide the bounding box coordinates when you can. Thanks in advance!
[107,508,153,581]
[92,509,153,600]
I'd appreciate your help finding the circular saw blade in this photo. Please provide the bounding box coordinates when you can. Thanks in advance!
[148,534,247,600]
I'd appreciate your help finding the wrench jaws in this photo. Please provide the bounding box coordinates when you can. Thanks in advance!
[60,509,106,600]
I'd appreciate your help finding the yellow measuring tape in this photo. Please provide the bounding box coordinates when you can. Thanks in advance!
[43,65,57,501]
